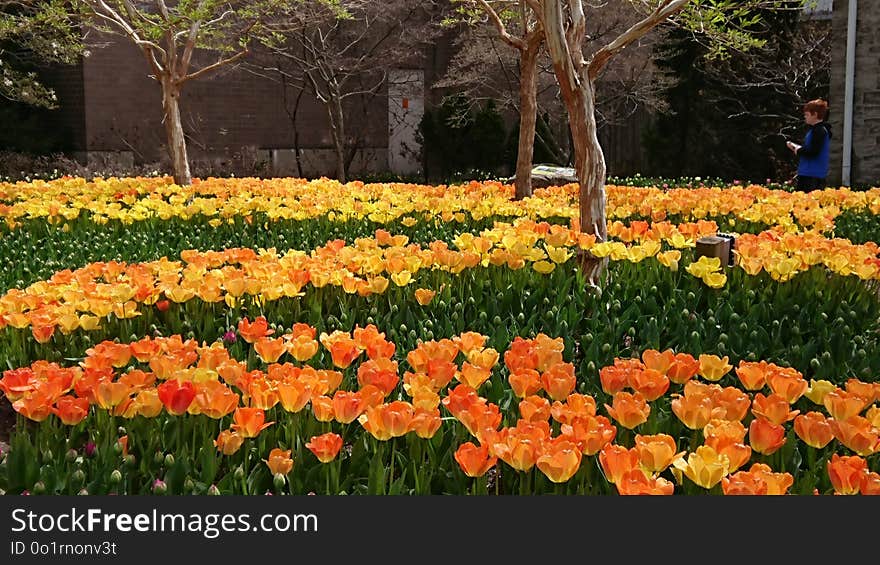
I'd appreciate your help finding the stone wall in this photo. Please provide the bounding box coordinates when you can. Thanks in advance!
[829,0,880,187]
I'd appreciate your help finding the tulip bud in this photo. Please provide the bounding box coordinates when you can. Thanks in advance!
[77,489,89,496]
[124,454,137,468]
[154,451,165,465]
[113,442,123,455]
[152,479,167,495]
[71,470,86,488]
[84,442,97,458]
[109,470,122,485]
[207,484,221,496]
[65,449,78,463]
[234,465,245,481]
[41,450,53,463]
[273,473,286,491]
[184,477,195,492]
[33,481,46,495]
[164,454,175,467]
[117,426,127,435]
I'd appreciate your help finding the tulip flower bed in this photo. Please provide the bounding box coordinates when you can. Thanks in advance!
[0,324,877,495]
[0,176,879,495]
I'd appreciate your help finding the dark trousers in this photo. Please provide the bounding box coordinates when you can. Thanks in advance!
[797,175,826,191]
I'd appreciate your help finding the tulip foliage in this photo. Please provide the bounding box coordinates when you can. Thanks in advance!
[0,176,879,495]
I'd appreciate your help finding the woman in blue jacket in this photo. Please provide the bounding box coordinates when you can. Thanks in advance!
[787,99,831,191]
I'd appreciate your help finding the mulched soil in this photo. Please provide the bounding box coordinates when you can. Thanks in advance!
[0,397,14,445]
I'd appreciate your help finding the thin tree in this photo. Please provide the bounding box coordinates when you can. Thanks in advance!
[74,0,295,185]
[259,1,439,184]
[521,0,809,286]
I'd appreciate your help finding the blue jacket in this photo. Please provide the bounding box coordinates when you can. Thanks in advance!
[797,122,831,178]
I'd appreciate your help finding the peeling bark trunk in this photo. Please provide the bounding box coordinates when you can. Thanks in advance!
[161,79,192,186]
[514,40,540,201]
[543,0,607,286]
[327,93,347,183]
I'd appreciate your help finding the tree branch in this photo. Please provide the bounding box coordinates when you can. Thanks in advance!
[180,48,249,84]
[587,0,688,81]
[476,0,526,50]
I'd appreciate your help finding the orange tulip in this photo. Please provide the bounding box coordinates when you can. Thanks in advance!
[95,381,132,410]
[508,369,542,399]
[551,393,597,425]
[455,401,502,439]
[823,389,869,422]
[503,337,538,372]
[454,442,497,478]
[265,448,294,475]
[709,387,751,422]
[231,407,274,438]
[561,415,617,455]
[453,331,487,355]
[214,430,244,456]
[667,352,700,384]
[409,408,442,439]
[277,380,311,413]
[156,379,196,416]
[599,362,635,395]
[845,378,877,404]
[671,392,713,430]
[747,463,794,495]
[426,359,457,390]
[51,395,90,425]
[357,358,399,396]
[860,471,880,495]
[358,401,414,441]
[540,362,576,401]
[827,453,867,495]
[829,416,880,456]
[441,383,481,416]
[605,391,650,430]
[635,434,684,474]
[466,347,500,371]
[286,333,319,362]
[751,393,798,426]
[332,390,367,424]
[641,348,675,376]
[130,338,162,363]
[247,378,280,410]
[12,391,53,422]
[793,412,834,449]
[237,316,274,344]
[519,395,551,422]
[118,369,156,390]
[734,361,768,391]
[628,368,670,402]
[134,389,163,418]
[190,381,239,419]
[599,444,641,485]
[319,331,361,369]
[867,405,880,428]
[722,471,768,495]
[748,417,787,456]
[254,337,286,363]
[457,362,492,389]
[310,395,335,422]
[766,371,808,404]
[537,438,582,483]
[414,288,436,305]
[306,433,343,463]
[616,469,675,495]
[698,354,731,382]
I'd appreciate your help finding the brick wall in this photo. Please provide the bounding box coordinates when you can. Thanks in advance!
[829,0,880,187]
[79,34,392,176]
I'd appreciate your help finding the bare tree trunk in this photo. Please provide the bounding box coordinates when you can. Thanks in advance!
[514,39,540,200]
[161,79,192,186]
[327,94,347,183]
[543,0,607,286]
